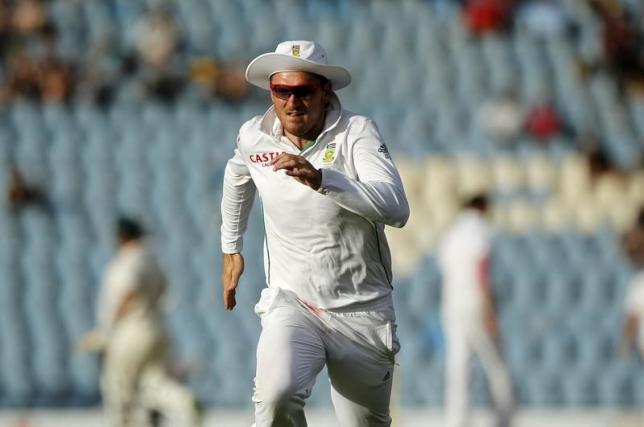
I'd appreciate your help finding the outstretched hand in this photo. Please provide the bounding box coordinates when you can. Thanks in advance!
[75,330,106,353]
[222,252,244,310]
[271,153,322,190]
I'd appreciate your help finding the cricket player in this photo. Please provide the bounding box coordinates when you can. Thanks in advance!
[437,195,514,427]
[79,217,201,427]
[622,208,644,357]
[220,41,409,426]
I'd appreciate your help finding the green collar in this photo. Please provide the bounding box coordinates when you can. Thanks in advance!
[300,139,316,152]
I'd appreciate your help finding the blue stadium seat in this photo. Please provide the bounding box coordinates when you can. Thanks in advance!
[82,0,117,44]
[523,368,564,405]
[481,35,518,94]
[597,360,638,406]
[545,275,580,311]
[541,330,577,372]
[577,269,618,312]
[561,367,599,405]
[0,308,33,405]
[510,275,546,310]
[573,327,614,372]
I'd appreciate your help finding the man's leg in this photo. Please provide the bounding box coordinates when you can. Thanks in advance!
[472,330,514,427]
[102,321,156,427]
[444,326,470,427]
[102,363,137,427]
[324,327,395,427]
[138,362,202,427]
[327,357,394,426]
[254,304,326,427]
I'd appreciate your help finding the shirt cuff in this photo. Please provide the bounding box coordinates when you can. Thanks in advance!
[221,240,243,254]
[317,168,342,195]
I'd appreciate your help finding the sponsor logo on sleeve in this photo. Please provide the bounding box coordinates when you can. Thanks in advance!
[377,144,391,159]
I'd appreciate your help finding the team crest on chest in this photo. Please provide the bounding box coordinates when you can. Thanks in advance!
[322,142,336,164]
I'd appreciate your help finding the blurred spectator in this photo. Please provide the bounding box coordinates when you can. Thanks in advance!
[145,74,185,102]
[0,52,41,101]
[0,21,75,103]
[190,57,220,90]
[39,56,75,103]
[213,62,250,101]
[11,0,46,37]
[516,0,567,39]
[590,0,644,93]
[476,88,524,143]
[78,44,136,108]
[1,53,75,103]
[134,8,179,71]
[0,1,11,60]
[7,167,46,210]
[38,24,75,103]
[133,7,184,102]
[462,0,514,35]
[190,58,250,102]
[525,99,563,141]
[581,143,623,181]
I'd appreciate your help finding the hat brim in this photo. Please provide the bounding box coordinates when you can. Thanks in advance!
[245,53,351,91]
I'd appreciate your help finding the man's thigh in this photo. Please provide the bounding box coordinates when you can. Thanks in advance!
[325,334,394,426]
[255,305,326,402]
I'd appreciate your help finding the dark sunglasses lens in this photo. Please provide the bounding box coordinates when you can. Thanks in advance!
[272,87,292,99]
[272,85,317,99]
[293,87,315,98]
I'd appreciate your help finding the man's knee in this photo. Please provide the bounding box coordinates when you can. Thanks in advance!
[256,380,298,410]
[254,377,307,425]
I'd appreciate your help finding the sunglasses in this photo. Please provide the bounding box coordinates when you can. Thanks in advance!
[270,83,321,100]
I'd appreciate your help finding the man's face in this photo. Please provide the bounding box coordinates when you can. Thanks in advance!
[270,71,330,140]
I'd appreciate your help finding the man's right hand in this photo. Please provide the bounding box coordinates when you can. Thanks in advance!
[75,330,106,353]
[222,252,244,310]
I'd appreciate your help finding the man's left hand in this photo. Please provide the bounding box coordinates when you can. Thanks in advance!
[271,154,322,190]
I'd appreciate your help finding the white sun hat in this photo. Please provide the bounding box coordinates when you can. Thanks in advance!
[245,40,352,91]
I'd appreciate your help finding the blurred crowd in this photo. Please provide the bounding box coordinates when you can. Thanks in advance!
[0,0,251,107]
[457,0,644,170]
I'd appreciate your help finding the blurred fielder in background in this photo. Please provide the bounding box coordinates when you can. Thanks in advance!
[79,217,201,427]
[622,207,644,357]
[438,195,514,427]
[220,40,409,426]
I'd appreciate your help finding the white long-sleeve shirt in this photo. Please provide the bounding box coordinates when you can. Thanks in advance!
[221,94,409,310]
[438,211,492,322]
[96,243,166,335]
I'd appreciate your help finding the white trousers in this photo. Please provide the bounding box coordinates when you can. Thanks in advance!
[102,317,201,427]
[443,319,514,427]
[253,288,398,427]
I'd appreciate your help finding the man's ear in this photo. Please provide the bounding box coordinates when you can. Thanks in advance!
[322,81,332,104]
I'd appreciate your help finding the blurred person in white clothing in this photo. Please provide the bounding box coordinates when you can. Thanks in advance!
[79,217,201,427]
[476,89,524,144]
[438,195,514,427]
[622,208,644,357]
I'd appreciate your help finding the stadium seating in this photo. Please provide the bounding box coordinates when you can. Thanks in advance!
[1,0,643,411]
